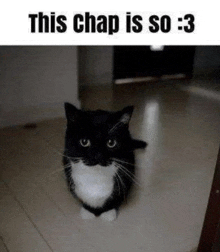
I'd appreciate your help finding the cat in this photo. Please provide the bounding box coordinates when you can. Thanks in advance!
[63,102,147,221]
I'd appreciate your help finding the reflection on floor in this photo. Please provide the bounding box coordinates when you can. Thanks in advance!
[0,80,220,252]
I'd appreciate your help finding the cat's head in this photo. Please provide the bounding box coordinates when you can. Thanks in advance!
[64,103,147,166]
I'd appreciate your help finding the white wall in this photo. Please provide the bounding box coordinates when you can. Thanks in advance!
[78,46,113,86]
[0,46,80,127]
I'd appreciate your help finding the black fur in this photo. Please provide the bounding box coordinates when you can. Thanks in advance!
[63,102,147,216]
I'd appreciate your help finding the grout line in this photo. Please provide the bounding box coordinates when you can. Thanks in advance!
[3,181,55,252]
[0,236,10,252]
[38,183,68,219]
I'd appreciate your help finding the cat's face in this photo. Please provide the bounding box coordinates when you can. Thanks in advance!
[64,103,134,166]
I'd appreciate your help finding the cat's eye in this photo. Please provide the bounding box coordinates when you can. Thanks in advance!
[107,139,117,148]
[79,138,91,147]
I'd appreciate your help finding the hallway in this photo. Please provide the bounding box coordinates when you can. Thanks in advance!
[0,79,220,252]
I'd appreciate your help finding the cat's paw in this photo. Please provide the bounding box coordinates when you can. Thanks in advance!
[80,207,95,220]
[100,209,117,222]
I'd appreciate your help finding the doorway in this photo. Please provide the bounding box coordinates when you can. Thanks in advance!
[113,46,196,81]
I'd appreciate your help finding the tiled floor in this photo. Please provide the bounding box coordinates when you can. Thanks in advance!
[0,80,220,252]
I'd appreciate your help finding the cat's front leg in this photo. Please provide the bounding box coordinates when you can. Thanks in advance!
[80,207,96,220]
[100,209,117,222]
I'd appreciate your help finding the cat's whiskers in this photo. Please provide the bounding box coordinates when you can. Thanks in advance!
[112,158,140,184]
[112,158,135,167]
[115,171,126,200]
[68,157,82,163]
[112,159,137,178]
[115,163,142,188]
[63,163,72,169]
[34,128,81,162]
[48,167,64,177]
[64,158,83,170]
[112,157,147,171]
[42,157,82,183]
[114,173,121,196]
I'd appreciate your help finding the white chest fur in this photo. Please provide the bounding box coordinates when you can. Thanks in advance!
[71,161,117,208]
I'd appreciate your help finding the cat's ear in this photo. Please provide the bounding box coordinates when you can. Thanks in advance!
[64,102,80,122]
[119,106,134,124]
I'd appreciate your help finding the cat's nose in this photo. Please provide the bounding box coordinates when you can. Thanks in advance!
[93,152,109,166]
[94,152,106,165]
[94,152,103,162]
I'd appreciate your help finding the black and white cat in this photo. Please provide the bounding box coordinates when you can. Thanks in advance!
[63,103,147,221]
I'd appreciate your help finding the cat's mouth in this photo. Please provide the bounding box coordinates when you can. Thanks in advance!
[82,159,112,167]
[69,156,112,167]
